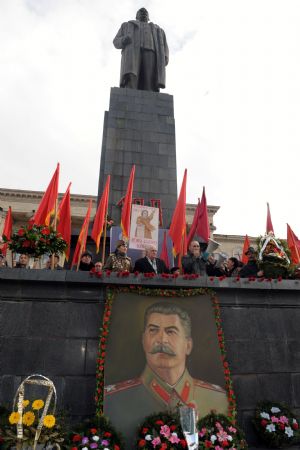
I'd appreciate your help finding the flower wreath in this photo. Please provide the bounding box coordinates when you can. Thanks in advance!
[197,412,248,449]
[135,412,187,449]
[68,415,124,450]
[253,400,300,448]
[95,287,237,423]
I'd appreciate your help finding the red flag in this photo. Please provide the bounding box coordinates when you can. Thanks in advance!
[266,202,274,234]
[169,169,187,257]
[121,165,135,240]
[242,234,250,264]
[160,230,170,269]
[57,183,72,261]
[71,200,92,267]
[30,163,60,226]
[187,187,210,247]
[91,175,110,253]
[1,207,13,256]
[287,224,300,264]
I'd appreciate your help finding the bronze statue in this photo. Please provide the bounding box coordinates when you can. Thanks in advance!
[113,8,169,92]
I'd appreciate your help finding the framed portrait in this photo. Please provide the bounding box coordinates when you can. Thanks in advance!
[101,289,231,448]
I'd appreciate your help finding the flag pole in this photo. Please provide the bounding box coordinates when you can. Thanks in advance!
[51,199,58,270]
[76,218,89,272]
[101,214,107,265]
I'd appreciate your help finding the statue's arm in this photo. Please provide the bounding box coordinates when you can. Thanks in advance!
[113,22,131,49]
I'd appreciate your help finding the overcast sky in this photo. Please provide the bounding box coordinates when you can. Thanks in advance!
[1,0,300,238]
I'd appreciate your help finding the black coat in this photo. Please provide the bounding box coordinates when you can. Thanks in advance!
[133,257,169,274]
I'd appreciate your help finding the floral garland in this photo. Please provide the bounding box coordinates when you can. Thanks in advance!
[253,401,300,448]
[95,287,237,422]
[135,412,186,449]
[197,412,248,449]
[68,415,123,450]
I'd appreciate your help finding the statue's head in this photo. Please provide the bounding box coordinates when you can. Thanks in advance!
[136,8,149,22]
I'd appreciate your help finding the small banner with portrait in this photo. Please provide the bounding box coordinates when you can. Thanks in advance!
[129,204,159,250]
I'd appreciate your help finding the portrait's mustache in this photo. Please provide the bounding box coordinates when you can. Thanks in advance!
[149,344,176,356]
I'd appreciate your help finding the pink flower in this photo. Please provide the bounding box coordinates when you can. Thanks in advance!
[199,427,207,437]
[217,429,230,443]
[228,426,236,433]
[271,416,279,423]
[215,446,224,450]
[169,433,180,444]
[160,425,170,438]
[151,437,161,448]
[215,422,223,431]
[279,416,289,425]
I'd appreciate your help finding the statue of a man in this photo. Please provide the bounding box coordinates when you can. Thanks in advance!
[113,8,169,92]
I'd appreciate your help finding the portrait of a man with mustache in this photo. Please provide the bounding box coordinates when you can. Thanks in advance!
[104,301,228,448]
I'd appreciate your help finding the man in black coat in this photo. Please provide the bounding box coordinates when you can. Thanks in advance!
[239,246,263,278]
[134,245,169,274]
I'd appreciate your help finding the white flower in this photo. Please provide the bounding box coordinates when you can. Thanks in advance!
[104,448,109,450]
[82,447,88,450]
[293,419,297,424]
[228,435,233,441]
[266,424,276,433]
[271,407,281,414]
[285,427,294,438]
[145,434,152,441]
[260,412,270,420]
[92,436,100,441]
[210,435,217,443]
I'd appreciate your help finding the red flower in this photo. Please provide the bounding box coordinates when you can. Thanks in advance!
[72,434,81,442]
[222,439,229,447]
[23,240,31,248]
[90,428,97,434]
[292,422,299,430]
[71,447,78,450]
[41,228,50,235]
[17,228,25,236]
[104,432,112,437]
[159,444,167,450]
[170,424,177,431]
[138,439,146,447]
[204,440,212,448]
[142,427,149,434]
[261,419,268,427]
[180,439,187,448]
[279,423,285,430]
[155,420,164,425]
[114,446,120,450]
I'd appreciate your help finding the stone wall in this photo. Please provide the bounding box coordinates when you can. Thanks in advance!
[1,269,300,448]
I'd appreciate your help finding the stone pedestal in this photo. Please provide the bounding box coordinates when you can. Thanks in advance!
[98,87,177,227]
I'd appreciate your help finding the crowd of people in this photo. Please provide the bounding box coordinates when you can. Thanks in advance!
[0,239,263,278]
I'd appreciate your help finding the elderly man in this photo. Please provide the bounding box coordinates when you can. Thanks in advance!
[113,7,169,91]
[182,241,208,275]
[104,302,228,448]
[133,244,169,274]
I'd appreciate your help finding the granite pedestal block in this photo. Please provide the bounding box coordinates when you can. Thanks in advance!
[98,87,177,227]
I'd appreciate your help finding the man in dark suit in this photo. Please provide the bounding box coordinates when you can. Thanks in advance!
[133,244,169,274]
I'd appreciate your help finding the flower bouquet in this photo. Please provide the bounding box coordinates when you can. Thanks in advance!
[197,412,248,449]
[0,375,66,450]
[257,233,290,279]
[253,401,300,448]
[68,415,123,450]
[4,224,67,258]
[135,412,187,449]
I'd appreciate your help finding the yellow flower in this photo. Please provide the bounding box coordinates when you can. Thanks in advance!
[22,411,35,426]
[9,412,20,424]
[23,400,30,408]
[43,415,55,428]
[32,399,44,410]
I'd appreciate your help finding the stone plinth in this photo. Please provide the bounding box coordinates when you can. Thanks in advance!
[98,88,177,227]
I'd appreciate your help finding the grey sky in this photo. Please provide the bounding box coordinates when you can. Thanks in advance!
[1,0,300,238]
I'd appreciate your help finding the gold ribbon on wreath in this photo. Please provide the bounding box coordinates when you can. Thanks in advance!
[13,374,57,450]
